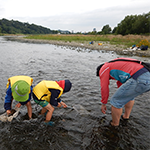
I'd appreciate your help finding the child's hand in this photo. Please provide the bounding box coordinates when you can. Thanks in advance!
[6,110,11,115]
[57,103,62,108]
[15,103,21,108]
[60,102,67,108]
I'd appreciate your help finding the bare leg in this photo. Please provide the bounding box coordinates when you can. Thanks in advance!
[26,101,32,119]
[40,107,47,115]
[44,103,54,122]
[111,105,122,126]
[123,100,134,119]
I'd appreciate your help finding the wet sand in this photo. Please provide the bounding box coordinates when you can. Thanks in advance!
[5,36,150,57]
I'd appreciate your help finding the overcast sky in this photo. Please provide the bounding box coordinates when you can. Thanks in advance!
[0,0,149,33]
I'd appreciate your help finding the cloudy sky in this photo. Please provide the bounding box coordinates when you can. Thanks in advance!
[0,0,149,33]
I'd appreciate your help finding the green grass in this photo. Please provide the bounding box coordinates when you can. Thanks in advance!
[110,37,141,47]
[25,34,150,48]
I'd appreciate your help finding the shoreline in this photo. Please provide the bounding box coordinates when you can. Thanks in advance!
[4,36,150,57]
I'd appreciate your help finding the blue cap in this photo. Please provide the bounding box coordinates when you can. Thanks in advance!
[64,80,72,93]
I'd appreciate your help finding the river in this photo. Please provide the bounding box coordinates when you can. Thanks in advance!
[0,36,149,150]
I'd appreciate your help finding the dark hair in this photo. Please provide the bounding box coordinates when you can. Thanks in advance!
[96,63,104,76]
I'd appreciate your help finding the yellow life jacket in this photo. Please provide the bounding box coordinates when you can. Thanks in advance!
[7,76,33,92]
[33,80,63,102]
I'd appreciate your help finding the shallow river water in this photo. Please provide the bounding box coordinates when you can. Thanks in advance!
[0,36,149,150]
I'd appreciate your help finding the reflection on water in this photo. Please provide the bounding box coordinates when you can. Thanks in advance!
[0,36,149,150]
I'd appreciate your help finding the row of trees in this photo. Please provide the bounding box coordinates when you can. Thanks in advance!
[113,12,150,35]
[0,12,149,35]
[88,12,150,35]
[0,19,58,34]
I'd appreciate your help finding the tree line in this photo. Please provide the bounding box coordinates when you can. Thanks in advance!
[0,11,149,35]
[0,18,58,34]
[87,12,150,35]
[112,11,150,35]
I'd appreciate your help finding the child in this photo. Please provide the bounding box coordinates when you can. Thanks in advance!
[4,75,33,119]
[32,80,72,126]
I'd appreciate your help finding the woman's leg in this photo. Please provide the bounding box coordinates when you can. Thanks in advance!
[123,100,134,119]
[111,105,122,126]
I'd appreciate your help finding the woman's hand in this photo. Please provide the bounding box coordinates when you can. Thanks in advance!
[101,104,107,114]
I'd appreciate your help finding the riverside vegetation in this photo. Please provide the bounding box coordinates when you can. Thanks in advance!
[24,34,150,57]
[4,34,150,57]
[25,34,150,48]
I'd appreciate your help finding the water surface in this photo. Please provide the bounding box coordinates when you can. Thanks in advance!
[0,36,149,150]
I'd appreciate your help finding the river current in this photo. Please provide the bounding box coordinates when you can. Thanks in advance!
[0,36,149,150]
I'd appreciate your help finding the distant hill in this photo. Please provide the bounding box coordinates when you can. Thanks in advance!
[0,18,58,34]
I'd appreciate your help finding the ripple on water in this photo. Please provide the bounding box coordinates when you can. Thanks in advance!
[0,36,150,150]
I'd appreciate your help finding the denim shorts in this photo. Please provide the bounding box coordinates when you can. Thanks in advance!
[34,99,49,108]
[110,71,150,108]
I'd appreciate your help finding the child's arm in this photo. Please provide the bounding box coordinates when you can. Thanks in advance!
[48,89,61,106]
[4,85,13,114]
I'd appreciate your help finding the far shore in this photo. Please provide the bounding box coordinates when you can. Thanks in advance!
[4,35,150,57]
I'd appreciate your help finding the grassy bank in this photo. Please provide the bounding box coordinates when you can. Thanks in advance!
[3,34,150,57]
[25,34,150,48]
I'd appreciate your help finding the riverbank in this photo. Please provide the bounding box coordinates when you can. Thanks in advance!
[4,35,150,57]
